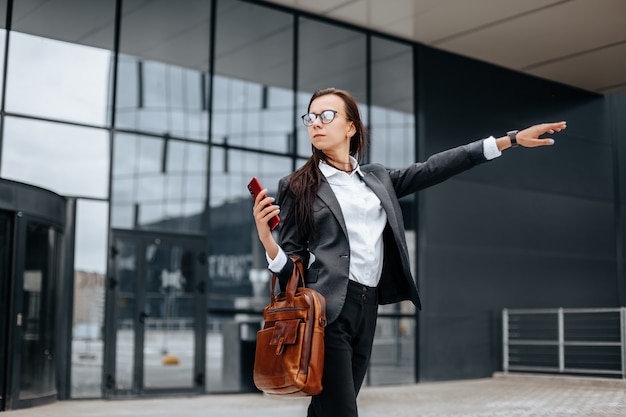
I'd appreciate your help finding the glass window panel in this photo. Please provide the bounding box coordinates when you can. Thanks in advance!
[114,239,136,391]
[138,203,165,226]
[165,199,184,216]
[212,75,230,111]
[0,0,5,28]
[166,174,184,200]
[170,111,186,138]
[167,141,186,173]
[370,37,415,169]
[1,117,109,199]
[72,200,108,398]
[184,201,205,218]
[6,33,112,126]
[215,1,292,90]
[184,71,203,111]
[137,110,169,136]
[368,316,416,385]
[142,240,198,389]
[188,112,209,141]
[137,175,165,203]
[111,203,133,230]
[0,0,6,100]
[296,20,367,159]
[116,0,211,141]
[74,200,109,275]
[137,137,163,174]
[213,0,293,153]
[298,18,367,102]
[212,112,228,140]
[369,36,418,375]
[112,133,138,178]
[116,57,139,109]
[188,142,208,173]
[185,174,207,200]
[209,149,290,208]
[207,149,291,393]
[112,178,134,205]
[115,112,136,130]
[112,133,207,233]
[143,62,168,108]
[296,91,313,157]
[7,0,115,126]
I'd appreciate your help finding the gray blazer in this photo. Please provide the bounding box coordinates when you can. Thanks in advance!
[275,139,490,324]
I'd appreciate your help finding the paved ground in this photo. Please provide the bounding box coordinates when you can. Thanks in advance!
[4,373,626,417]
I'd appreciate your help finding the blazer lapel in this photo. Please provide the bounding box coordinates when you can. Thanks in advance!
[361,171,400,231]
[317,178,349,239]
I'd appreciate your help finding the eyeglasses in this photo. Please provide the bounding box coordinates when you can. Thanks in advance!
[301,110,344,127]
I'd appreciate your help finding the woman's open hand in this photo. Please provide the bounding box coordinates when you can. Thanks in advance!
[515,121,567,148]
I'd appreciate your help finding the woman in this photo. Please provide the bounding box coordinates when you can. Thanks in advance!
[252,87,566,417]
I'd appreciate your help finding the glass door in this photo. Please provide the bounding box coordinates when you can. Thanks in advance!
[7,216,61,409]
[105,231,206,396]
[0,211,12,411]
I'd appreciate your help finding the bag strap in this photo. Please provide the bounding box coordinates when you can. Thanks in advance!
[270,255,305,305]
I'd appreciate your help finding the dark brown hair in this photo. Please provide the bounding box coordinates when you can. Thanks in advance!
[286,88,368,241]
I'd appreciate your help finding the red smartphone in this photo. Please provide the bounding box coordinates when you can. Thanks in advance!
[247,177,280,230]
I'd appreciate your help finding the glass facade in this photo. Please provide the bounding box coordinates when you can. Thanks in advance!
[0,0,418,405]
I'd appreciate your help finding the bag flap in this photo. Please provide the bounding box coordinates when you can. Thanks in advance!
[270,319,299,346]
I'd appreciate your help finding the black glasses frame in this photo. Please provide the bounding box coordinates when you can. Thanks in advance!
[301,109,339,126]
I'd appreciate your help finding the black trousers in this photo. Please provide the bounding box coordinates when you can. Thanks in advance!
[307,280,378,417]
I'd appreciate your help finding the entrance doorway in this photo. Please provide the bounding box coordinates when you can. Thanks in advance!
[0,180,68,411]
[104,230,207,396]
[1,214,64,410]
[0,211,11,411]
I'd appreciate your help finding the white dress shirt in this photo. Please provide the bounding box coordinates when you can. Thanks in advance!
[266,136,501,285]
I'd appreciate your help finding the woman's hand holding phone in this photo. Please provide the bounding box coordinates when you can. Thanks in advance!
[248,177,280,231]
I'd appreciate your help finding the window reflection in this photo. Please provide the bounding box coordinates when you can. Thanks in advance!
[213,0,293,152]
[75,200,109,275]
[0,29,5,99]
[370,106,415,168]
[298,18,367,100]
[116,57,209,141]
[207,149,291,392]
[370,37,415,168]
[370,37,417,336]
[115,0,211,140]
[212,77,293,152]
[5,32,112,126]
[71,200,108,398]
[207,149,290,300]
[296,20,367,158]
[209,149,290,207]
[111,133,208,233]
[1,117,109,199]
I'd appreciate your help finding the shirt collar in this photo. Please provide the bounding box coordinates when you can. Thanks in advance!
[319,156,363,178]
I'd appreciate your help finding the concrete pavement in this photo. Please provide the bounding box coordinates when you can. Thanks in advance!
[3,373,626,417]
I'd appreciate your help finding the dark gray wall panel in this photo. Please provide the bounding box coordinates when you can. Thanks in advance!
[416,45,618,381]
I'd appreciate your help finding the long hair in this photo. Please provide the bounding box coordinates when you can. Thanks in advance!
[286,88,368,241]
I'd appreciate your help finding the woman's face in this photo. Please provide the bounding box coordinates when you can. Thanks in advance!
[307,94,355,156]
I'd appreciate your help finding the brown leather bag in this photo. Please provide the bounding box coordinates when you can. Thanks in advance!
[253,256,327,396]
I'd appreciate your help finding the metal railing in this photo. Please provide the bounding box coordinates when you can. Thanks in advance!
[503,307,626,378]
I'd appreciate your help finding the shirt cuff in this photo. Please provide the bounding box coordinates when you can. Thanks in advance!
[483,136,502,160]
[266,246,287,273]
